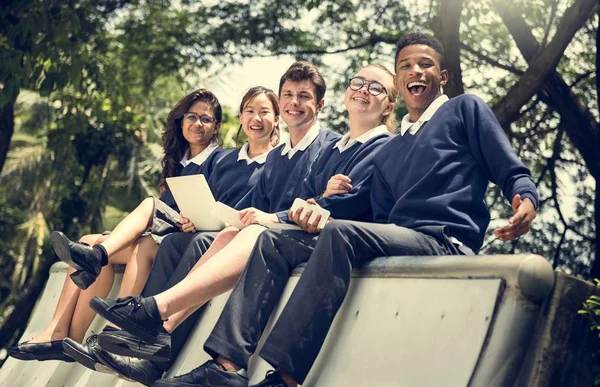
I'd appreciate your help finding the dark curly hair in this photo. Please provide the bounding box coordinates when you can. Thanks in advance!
[160,89,222,190]
[236,86,281,147]
[394,32,445,71]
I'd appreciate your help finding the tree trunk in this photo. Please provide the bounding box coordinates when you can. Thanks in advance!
[431,0,465,97]
[491,0,599,126]
[492,0,600,278]
[0,101,15,176]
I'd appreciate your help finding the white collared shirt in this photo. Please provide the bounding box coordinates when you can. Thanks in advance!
[334,125,389,153]
[237,143,270,165]
[400,95,449,136]
[280,122,321,159]
[180,143,219,167]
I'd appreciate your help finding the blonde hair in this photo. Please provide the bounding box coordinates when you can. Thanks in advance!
[366,64,398,133]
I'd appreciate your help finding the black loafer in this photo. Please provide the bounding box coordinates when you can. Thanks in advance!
[98,329,171,362]
[50,231,101,289]
[250,371,288,387]
[8,340,74,362]
[153,360,248,387]
[89,295,163,342]
[62,335,116,374]
[92,346,164,386]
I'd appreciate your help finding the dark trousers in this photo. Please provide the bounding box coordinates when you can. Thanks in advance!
[141,231,217,365]
[205,220,469,383]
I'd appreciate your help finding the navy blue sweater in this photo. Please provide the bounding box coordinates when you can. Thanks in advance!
[207,148,267,208]
[371,95,538,252]
[159,147,225,212]
[276,132,392,222]
[236,130,341,212]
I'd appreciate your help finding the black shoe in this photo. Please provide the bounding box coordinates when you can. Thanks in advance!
[8,340,74,362]
[62,335,116,374]
[250,371,288,387]
[154,360,248,387]
[89,295,163,342]
[50,231,101,289]
[97,328,171,362]
[92,346,164,386]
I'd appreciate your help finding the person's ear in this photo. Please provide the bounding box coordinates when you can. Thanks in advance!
[440,70,449,86]
[316,99,325,113]
[382,102,395,117]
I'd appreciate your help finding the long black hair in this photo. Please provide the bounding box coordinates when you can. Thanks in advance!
[160,89,222,190]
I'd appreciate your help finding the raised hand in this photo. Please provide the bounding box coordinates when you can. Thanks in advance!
[493,194,536,241]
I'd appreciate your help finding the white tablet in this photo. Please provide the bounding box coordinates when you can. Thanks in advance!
[165,174,225,231]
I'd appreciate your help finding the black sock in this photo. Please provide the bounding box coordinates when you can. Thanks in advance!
[93,245,109,267]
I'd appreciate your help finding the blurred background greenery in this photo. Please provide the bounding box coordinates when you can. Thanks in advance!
[0,0,598,356]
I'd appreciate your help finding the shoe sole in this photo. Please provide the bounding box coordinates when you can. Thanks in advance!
[98,332,171,363]
[89,297,159,342]
[8,351,74,362]
[62,340,116,375]
[92,349,145,385]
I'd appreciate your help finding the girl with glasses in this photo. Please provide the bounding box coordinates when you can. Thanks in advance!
[9,88,224,363]
[88,64,398,386]
[9,87,279,368]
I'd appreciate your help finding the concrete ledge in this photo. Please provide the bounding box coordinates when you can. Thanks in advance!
[1,255,557,386]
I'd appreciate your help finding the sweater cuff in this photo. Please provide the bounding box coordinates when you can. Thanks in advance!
[275,210,290,224]
[520,192,539,210]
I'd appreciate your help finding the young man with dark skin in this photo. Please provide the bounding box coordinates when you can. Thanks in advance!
[101,32,538,387]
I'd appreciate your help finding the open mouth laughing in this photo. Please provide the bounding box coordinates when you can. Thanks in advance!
[407,81,428,96]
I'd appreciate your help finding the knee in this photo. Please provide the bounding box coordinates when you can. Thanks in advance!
[141,197,155,209]
[213,227,239,245]
[320,219,354,241]
[136,236,158,261]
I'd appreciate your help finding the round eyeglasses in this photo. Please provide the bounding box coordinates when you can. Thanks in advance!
[348,77,388,96]
[183,112,217,125]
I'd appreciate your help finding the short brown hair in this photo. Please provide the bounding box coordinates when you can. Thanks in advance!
[278,61,326,103]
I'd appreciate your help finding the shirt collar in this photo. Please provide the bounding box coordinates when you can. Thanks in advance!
[334,124,389,152]
[180,143,219,167]
[400,95,449,136]
[237,143,270,165]
[281,121,321,158]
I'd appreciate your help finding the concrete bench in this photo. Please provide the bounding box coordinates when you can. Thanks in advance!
[0,254,594,386]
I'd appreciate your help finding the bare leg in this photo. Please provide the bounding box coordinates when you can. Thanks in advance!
[98,197,155,256]
[116,236,158,297]
[162,228,240,332]
[68,234,138,341]
[28,234,103,343]
[155,225,266,324]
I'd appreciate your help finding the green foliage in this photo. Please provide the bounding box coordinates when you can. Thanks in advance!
[0,0,131,106]
[579,279,600,385]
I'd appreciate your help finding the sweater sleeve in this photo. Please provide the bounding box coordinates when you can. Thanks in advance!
[462,96,539,209]
[275,147,327,223]
[315,136,390,221]
[370,156,397,223]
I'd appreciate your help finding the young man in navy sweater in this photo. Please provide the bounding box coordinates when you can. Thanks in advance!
[81,61,340,385]
[102,32,538,387]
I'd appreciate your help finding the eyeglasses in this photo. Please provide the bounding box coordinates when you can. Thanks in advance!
[348,77,388,96]
[183,112,217,125]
